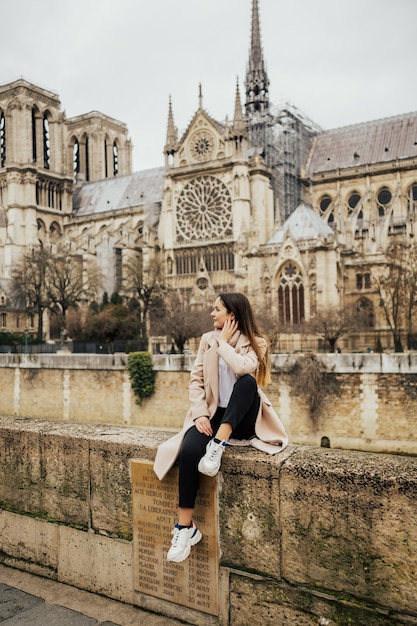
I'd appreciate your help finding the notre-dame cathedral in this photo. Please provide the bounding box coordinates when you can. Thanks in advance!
[1,0,417,351]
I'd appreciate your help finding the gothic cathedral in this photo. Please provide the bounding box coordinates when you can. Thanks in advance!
[1,0,417,351]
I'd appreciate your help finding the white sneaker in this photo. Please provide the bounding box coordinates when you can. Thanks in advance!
[198,439,227,476]
[166,522,202,562]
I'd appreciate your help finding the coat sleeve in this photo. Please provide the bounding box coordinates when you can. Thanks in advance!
[216,336,265,377]
[188,334,212,420]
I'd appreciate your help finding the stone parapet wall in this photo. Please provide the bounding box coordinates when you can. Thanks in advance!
[0,417,415,625]
[1,353,417,453]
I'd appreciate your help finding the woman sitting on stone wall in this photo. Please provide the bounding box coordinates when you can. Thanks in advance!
[154,292,288,562]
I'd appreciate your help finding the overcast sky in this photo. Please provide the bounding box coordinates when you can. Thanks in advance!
[2,0,417,172]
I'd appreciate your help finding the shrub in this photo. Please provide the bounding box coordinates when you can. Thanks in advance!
[291,355,325,424]
[127,352,155,404]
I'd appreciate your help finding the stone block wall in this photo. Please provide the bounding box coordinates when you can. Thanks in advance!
[0,416,416,625]
[1,352,417,454]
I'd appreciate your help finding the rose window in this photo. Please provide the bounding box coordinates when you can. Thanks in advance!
[176,176,233,241]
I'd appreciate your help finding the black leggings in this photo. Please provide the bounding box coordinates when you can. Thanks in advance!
[178,374,260,508]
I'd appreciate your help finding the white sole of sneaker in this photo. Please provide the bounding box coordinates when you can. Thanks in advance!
[166,528,202,563]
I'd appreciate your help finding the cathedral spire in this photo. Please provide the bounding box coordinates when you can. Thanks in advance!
[245,0,270,116]
[198,83,203,110]
[164,95,178,156]
[232,79,246,137]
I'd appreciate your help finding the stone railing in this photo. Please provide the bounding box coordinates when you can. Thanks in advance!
[1,353,417,454]
[0,416,415,625]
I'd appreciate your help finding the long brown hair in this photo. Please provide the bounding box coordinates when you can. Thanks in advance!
[218,292,271,387]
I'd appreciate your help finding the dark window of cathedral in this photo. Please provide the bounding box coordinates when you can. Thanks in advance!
[48,182,53,208]
[85,138,90,181]
[0,111,5,167]
[356,296,374,327]
[348,192,361,213]
[1,312,6,328]
[377,187,392,213]
[73,140,80,175]
[319,195,332,213]
[43,114,50,169]
[115,248,122,292]
[104,140,108,178]
[175,246,234,275]
[328,211,334,223]
[278,264,304,325]
[113,142,119,177]
[408,183,417,212]
[356,273,371,290]
[31,107,37,163]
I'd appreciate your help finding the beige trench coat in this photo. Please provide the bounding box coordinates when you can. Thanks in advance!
[153,330,288,480]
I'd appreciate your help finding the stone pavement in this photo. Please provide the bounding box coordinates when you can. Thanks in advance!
[0,565,185,626]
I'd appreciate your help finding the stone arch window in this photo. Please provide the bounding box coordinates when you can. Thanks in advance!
[49,221,61,242]
[277,262,305,325]
[113,141,119,176]
[43,113,51,169]
[36,179,63,210]
[377,187,392,217]
[0,111,6,167]
[1,312,6,328]
[73,139,80,176]
[175,245,234,275]
[408,183,417,213]
[319,195,332,214]
[176,249,197,275]
[356,296,374,327]
[347,191,361,215]
[37,218,47,245]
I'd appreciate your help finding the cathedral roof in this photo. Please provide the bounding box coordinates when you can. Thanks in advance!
[306,111,417,175]
[73,167,164,221]
[268,203,334,244]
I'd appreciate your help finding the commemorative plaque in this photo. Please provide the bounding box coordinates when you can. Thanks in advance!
[131,459,219,616]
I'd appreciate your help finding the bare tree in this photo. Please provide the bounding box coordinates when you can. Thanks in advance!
[11,248,53,342]
[152,291,212,353]
[369,242,417,352]
[47,252,102,324]
[124,253,165,340]
[309,305,353,352]
[257,307,284,353]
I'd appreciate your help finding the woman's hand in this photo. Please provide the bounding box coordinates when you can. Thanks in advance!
[194,416,213,436]
[219,317,238,344]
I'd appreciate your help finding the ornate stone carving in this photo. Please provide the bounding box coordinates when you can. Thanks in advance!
[176,175,232,241]
[189,129,215,162]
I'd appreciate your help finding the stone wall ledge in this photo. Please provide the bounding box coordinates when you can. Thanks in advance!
[1,351,417,373]
[0,416,416,625]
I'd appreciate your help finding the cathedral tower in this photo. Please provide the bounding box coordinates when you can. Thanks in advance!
[245,0,272,160]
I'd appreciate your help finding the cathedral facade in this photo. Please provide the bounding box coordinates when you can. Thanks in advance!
[1,0,417,351]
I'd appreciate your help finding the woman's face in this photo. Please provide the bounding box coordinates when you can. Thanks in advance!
[210,297,231,329]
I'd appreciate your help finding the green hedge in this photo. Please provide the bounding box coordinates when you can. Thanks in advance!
[127,352,155,404]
